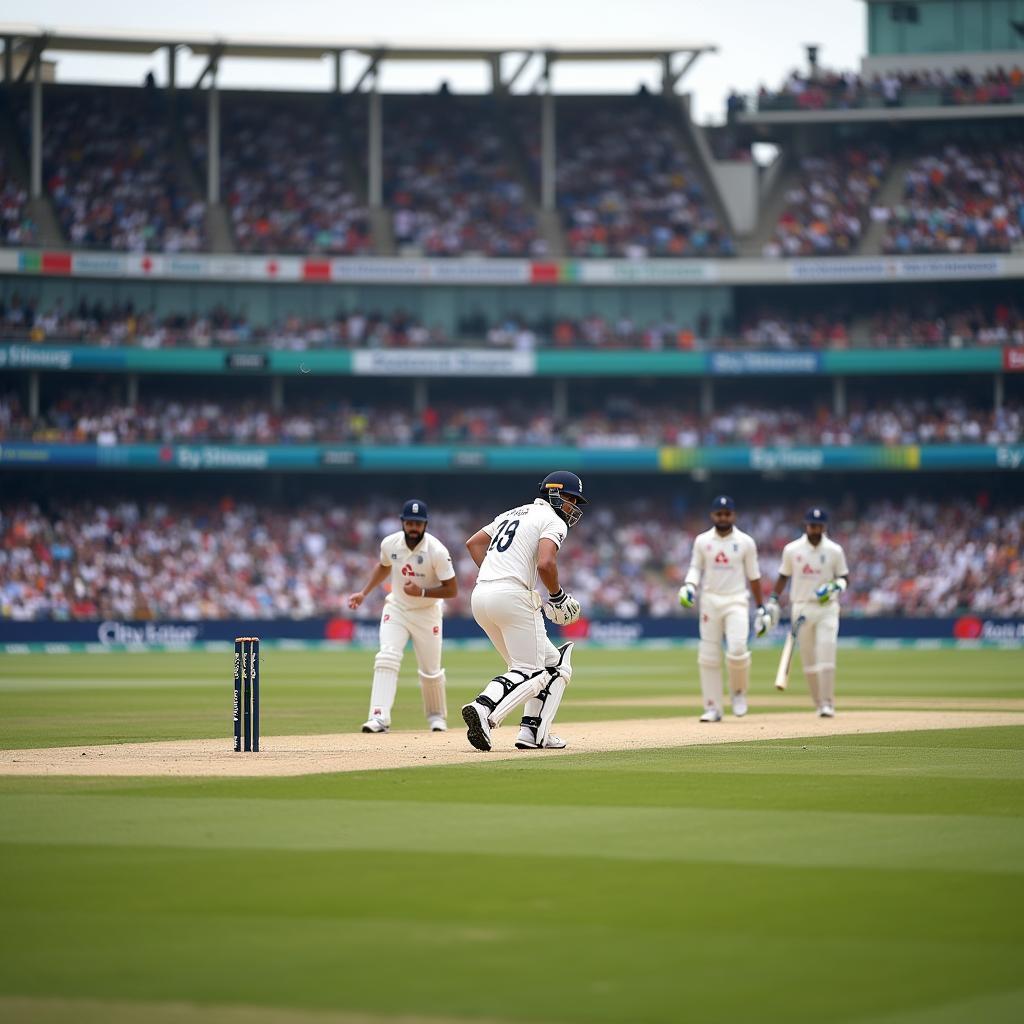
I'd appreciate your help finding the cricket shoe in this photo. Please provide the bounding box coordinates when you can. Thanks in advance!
[731,693,748,717]
[360,717,389,733]
[699,707,723,723]
[427,716,447,732]
[461,702,493,752]
[514,728,568,750]
[818,703,835,718]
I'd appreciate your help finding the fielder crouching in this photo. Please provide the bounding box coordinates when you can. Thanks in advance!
[767,507,850,717]
[461,471,587,752]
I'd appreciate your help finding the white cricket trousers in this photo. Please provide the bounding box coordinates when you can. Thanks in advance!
[697,591,751,712]
[471,580,560,674]
[367,599,445,725]
[792,600,840,706]
[378,600,443,675]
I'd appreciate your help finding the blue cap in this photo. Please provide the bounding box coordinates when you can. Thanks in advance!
[401,499,429,522]
[710,495,735,511]
[804,507,828,523]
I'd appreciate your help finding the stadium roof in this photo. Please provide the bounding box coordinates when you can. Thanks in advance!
[0,24,718,62]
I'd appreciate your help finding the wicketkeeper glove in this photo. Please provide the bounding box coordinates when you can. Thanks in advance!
[766,594,781,627]
[678,583,697,608]
[815,578,847,604]
[754,604,770,637]
[544,588,581,625]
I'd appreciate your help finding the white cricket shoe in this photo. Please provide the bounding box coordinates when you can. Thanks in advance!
[818,703,835,718]
[461,702,493,752]
[515,728,568,750]
[360,717,388,733]
[731,693,748,717]
[427,716,447,732]
[699,707,723,723]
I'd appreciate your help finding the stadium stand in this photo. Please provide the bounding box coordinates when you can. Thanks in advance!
[185,94,372,255]
[24,86,206,252]
[545,96,734,258]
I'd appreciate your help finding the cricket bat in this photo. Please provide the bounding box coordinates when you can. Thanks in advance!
[774,615,805,691]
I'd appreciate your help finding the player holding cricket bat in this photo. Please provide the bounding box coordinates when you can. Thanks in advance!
[766,508,850,717]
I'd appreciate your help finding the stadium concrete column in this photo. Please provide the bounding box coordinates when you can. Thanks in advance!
[995,373,1004,412]
[333,51,343,93]
[167,45,176,94]
[541,55,555,212]
[3,37,12,83]
[207,75,220,205]
[553,379,568,420]
[700,378,714,416]
[833,376,846,417]
[369,86,383,207]
[271,377,284,413]
[126,375,139,407]
[30,48,42,199]
[28,373,39,418]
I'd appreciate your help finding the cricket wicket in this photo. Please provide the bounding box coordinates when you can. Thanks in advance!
[233,637,260,752]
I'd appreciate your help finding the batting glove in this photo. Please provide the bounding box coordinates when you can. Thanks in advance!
[815,579,847,604]
[766,594,781,627]
[544,589,581,626]
[678,583,696,608]
[754,605,770,637]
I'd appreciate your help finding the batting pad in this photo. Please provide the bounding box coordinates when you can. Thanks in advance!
[480,669,546,725]
[419,670,447,719]
[523,673,567,747]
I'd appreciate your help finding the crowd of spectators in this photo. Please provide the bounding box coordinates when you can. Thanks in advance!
[382,98,541,257]
[0,298,445,349]
[747,66,1024,114]
[551,100,735,258]
[28,87,206,252]
[3,391,1019,449]
[868,300,1024,348]
[5,293,1024,351]
[186,97,372,255]
[765,144,890,257]
[879,143,1024,255]
[2,495,1020,621]
[0,153,36,247]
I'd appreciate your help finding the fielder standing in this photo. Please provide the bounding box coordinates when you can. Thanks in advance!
[460,471,587,752]
[679,495,769,721]
[766,507,850,717]
[347,499,458,733]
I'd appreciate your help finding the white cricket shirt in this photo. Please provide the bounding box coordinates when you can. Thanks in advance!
[476,499,567,590]
[685,526,761,596]
[379,531,456,611]
[779,534,849,604]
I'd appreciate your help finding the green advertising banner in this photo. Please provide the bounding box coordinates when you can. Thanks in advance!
[2,442,1021,473]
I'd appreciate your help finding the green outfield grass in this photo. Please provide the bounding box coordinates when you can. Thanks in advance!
[0,647,1022,1023]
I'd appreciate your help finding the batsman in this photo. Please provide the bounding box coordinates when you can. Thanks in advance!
[767,507,850,717]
